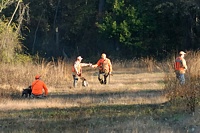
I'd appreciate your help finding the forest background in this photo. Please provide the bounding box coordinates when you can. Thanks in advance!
[0,0,200,62]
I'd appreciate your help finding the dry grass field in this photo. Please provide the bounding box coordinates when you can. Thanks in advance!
[0,53,200,133]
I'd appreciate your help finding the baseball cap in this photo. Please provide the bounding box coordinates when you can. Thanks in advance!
[77,56,83,60]
[35,75,41,79]
[179,51,186,55]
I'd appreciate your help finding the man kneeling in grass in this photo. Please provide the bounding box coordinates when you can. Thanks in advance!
[31,75,48,98]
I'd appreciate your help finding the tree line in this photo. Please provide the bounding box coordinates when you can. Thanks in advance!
[0,0,200,61]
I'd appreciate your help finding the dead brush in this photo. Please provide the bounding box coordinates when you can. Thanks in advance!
[139,56,164,72]
[36,57,71,86]
[166,81,199,113]
[0,87,21,100]
[141,56,155,72]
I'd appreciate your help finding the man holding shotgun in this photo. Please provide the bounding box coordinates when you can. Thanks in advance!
[92,53,112,84]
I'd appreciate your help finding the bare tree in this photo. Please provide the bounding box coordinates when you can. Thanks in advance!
[7,0,21,27]
[32,11,44,54]
[0,0,15,13]
[16,2,30,34]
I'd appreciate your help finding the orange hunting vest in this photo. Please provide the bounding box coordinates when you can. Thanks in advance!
[174,57,184,71]
[97,58,112,73]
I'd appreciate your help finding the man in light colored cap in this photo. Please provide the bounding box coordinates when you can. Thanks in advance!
[72,56,92,87]
[179,51,186,55]
[92,53,112,84]
[174,51,187,84]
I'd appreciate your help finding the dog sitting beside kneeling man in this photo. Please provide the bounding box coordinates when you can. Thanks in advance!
[21,85,32,98]
[21,75,48,98]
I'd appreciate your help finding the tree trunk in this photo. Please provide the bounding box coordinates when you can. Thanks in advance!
[32,11,44,54]
[17,3,29,34]
[98,0,105,13]
[98,0,105,22]
[55,27,59,55]
[53,0,60,30]
[7,0,21,27]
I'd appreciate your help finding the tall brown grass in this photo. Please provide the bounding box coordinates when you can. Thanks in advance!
[0,55,162,88]
[0,57,72,101]
[0,50,200,112]
[164,50,200,113]
[0,55,165,100]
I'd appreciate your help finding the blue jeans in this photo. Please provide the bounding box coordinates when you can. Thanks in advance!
[176,72,185,84]
[31,93,46,98]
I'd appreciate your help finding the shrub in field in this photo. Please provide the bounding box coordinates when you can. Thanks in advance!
[14,53,32,64]
[0,21,22,63]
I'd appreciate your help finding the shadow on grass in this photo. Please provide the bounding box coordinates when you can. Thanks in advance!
[48,89,164,100]
[0,88,193,132]
[0,102,187,133]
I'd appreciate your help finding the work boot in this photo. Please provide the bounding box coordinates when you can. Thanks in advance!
[98,79,103,84]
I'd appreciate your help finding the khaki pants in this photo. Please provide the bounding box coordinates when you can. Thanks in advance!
[98,70,109,84]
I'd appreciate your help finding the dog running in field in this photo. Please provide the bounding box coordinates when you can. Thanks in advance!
[21,86,32,98]
[80,77,89,87]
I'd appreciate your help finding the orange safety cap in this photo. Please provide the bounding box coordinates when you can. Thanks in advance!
[35,75,41,79]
